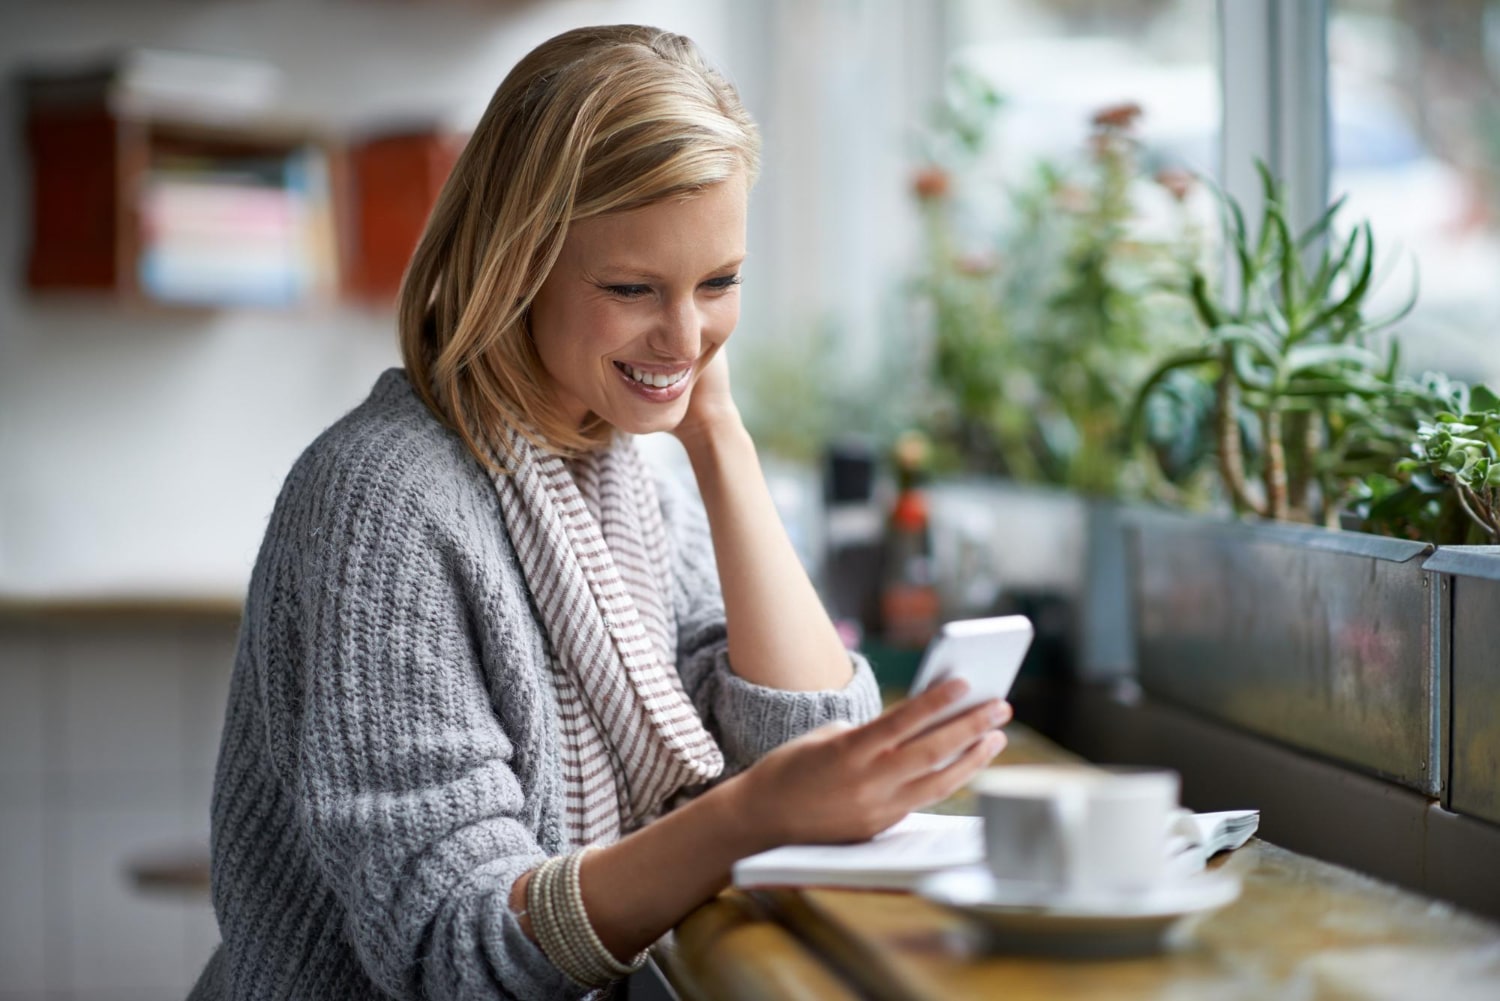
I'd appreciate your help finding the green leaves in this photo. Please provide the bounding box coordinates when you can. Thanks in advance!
[1371,380,1500,542]
[924,63,1005,161]
[910,71,1205,495]
[1130,159,1410,524]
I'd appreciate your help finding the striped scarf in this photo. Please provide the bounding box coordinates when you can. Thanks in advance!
[489,430,725,845]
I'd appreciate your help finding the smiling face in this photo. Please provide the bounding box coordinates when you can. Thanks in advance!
[527,172,747,436]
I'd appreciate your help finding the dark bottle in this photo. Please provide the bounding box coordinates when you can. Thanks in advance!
[880,432,940,649]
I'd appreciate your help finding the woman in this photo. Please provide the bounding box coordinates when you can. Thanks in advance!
[190,24,1010,1000]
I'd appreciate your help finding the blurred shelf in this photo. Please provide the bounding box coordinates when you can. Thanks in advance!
[20,58,461,310]
[0,593,244,623]
[126,843,212,899]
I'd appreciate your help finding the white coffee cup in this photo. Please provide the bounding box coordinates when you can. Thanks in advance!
[970,764,1181,897]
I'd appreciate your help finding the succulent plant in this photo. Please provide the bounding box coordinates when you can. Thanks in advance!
[1403,384,1500,540]
[1130,162,1417,525]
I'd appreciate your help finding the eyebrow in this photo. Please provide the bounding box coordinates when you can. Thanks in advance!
[591,255,747,282]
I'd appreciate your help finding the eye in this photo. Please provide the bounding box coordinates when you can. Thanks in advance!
[703,274,742,292]
[603,284,652,299]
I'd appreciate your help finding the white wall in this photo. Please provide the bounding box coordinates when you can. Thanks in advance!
[0,0,740,598]
[0,0,933,599]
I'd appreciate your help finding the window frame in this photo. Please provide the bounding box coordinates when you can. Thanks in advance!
[1218,0,1331,295]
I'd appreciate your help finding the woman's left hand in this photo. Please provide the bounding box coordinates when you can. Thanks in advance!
[672,348,742,449]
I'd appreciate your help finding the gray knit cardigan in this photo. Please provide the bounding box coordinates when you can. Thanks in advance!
[187,369,881,1001]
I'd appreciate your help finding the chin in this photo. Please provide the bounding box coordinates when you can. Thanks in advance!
[601,404,690,438]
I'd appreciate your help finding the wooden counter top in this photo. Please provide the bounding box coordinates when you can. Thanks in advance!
[0,594,244,623]
[660,724,1500,1001]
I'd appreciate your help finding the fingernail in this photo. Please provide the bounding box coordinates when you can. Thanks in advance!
[983,732,1006,755]
[944,677,970,698]
[988,701,1007,724]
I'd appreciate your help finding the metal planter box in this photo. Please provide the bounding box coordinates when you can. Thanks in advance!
[1424,548,1500,826]
[1125,509,1440,794]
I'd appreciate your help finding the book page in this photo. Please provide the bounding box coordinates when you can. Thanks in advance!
[734,813,983,885]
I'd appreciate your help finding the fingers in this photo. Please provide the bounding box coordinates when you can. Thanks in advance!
[900,729,1008,808]
[847,677,972,758]
[806,720,855,740]
[892,698,1010,776]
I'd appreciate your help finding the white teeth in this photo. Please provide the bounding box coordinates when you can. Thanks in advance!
[620,363,689,389]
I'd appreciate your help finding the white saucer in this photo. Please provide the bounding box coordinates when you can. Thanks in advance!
[917,866,1241,957]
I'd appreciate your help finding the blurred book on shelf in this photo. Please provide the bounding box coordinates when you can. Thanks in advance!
[139,149,337,307]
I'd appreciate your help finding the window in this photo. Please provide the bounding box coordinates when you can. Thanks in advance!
[946,0,1220,182]
[1329,0,1500,388]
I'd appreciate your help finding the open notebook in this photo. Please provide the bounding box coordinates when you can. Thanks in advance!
[732,809,1259,891]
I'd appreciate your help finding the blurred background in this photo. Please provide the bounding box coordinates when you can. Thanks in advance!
[2,0,1500,997]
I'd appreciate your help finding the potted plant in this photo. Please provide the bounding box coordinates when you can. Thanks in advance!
[1121,165,1458,794]
[1387,384,1500,541]
[1394,387,1500,824]
[907,74,1204,678]
[914,88,1202,497]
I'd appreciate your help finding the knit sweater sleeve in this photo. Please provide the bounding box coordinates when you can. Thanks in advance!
[654,470,883,774]
[264,446,585,1001]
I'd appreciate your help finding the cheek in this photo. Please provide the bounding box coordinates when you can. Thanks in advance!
[704,296,741,345]
[541,303,613,374]
[529,300,576,374]
[583,302,651,357]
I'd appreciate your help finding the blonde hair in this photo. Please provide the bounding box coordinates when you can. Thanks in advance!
[398,24,761,465]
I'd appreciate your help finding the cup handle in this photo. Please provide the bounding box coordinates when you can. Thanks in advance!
[1168,807,1197,842]
[1049,785,1087,890]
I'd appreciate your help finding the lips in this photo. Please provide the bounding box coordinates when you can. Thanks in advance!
[614,360,692,389]
[612,360,694,403]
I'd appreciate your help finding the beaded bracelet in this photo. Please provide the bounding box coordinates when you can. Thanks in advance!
[526,849,648,987]
[531,850,647,986]
[530,856,588,983]
[564,848,649,983]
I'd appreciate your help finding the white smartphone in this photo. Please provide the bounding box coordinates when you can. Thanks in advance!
[907,615,1034,732]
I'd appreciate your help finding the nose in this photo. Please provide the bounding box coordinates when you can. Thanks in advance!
[651,294,700,359]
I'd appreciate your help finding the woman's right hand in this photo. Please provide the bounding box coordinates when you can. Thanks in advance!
[730,679,1011,850]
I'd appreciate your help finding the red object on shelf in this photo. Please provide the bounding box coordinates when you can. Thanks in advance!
[881,433,940,649]
[345,130,461,300]
[881,483,939,649]
[25,106,121,291]
[890,489,930,532]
